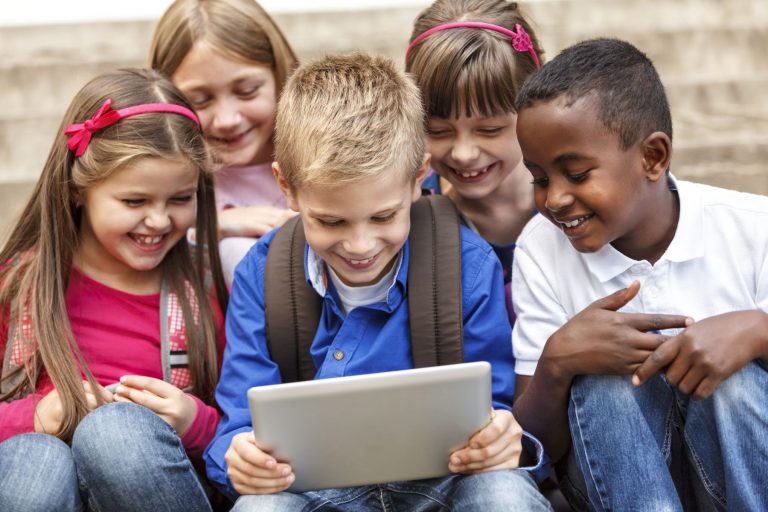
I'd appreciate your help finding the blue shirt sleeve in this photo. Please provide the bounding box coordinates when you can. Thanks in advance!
[203,230,282,499]
[458,226,516,411]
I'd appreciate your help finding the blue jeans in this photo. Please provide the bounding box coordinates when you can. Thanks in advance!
[0,402,211,512]
[568,361,768,511]
[231,469,552,511]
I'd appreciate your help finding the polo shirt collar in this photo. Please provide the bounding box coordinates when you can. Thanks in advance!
[583,174,704,282]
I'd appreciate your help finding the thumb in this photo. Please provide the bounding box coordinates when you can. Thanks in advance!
[590,280,640,312]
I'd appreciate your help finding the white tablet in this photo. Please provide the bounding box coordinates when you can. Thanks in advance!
[247,361,492,492]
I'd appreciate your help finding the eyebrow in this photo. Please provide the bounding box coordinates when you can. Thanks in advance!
[309,202,404,219]
[552,152,592,165]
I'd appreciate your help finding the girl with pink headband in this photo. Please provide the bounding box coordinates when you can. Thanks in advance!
[406,0,543,328]
[0,68,227,511]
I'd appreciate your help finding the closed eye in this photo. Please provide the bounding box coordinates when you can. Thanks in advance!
[372,212,396,223]
[170,195,194,204]
[567,170,592,183]
[122,198,145,206]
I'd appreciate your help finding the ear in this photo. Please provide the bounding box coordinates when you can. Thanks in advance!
[640,132,672,183]
[272,162,299,211]
[411,153,430,202]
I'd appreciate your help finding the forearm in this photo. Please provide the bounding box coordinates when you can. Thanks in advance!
[513,360,573,463]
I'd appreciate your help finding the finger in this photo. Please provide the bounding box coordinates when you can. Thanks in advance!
[466,410,511,451]
[692,376,720,401]
[587,281,641,312]
[459,441,522,473]
[675,365,706,396]
[82,380,114,403]
[451,428,520,472]
[113,384,166,411]
[232,473,295,495]
[633,336,681,385]
[118,376,177,398]
[623,313,693,333]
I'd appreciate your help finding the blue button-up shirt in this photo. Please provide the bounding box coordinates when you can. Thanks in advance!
[204,225,518,496]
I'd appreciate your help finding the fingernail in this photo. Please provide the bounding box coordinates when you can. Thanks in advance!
[281,467,290,476]
[632,375,640,386]
[265,459,275,469]
[287,474,295,483]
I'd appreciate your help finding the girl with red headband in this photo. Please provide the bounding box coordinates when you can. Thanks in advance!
[0,68,227,511]
[406,0,543,328]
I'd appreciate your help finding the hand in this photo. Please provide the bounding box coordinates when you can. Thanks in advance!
[113,376,197,436]
[448,409,523,474]
[218,206,297,239]
[225,432,295,495]
[34,380,113,434]
[542,282,693,381]
[633,310,768,399]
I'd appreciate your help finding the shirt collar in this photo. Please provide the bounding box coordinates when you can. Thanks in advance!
[583,174,703,282]
[305,241,409,305]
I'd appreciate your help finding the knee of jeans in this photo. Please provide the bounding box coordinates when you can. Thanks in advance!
[0,433,79,510]
[458,470,550,509]
[711,361,766,409]
[71,402,173,470]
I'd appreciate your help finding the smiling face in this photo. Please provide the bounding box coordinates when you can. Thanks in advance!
[76,157,199,290]
[276,164,426,287]
[172,41,277,167]
[426,111,524,200]
[517,96,673,260]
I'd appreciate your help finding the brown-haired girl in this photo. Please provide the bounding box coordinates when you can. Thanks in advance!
[151,0,299,285]
[0,68,227,511]
[406,0,544,325]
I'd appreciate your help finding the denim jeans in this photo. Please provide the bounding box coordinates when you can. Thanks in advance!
[231,469,553,511]
[0,432,83,511]
[0,402,211,512]
[567,361,768,511]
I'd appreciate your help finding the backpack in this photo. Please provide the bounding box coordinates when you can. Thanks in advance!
[263,195,465,383]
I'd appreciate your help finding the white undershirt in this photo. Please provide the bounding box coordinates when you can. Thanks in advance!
[327,253,402,315]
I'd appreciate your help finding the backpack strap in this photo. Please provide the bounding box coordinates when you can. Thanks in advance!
[407,195,464,367]
[263,196,464,383]
[264,216,321,383]
[160,277,195,391]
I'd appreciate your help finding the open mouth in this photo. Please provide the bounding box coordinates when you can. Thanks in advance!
[557,214,594,234]
[448,162,496,182]
[342,253,379,269]
[211,126,254,146]
[129,233,166,250]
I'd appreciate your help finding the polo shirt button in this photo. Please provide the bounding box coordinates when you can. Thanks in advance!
[333,350,344,361]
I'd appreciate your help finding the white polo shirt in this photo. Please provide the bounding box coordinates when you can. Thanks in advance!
[512,178,768,376]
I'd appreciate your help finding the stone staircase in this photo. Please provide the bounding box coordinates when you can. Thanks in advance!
[1,0,766,240]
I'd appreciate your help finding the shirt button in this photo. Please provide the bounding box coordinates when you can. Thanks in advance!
[333,350,344,361]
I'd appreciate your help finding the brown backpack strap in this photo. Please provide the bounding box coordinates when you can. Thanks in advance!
[407,195,464,367]
[264,216,321,383]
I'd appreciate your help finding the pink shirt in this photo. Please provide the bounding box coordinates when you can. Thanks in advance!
[0,268,224,460]
[214,163,289,284]
[214,163,286,211]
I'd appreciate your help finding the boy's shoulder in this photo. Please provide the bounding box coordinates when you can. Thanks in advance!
[681,180,768,215]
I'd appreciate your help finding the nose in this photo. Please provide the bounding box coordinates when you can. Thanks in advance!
[144,207,171,231]
[342,226,376,257]
[450,134,480,166]
[211,98,242,132]
[544,180,574,213]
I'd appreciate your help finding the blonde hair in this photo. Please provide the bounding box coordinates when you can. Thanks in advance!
[0,68,228,441]
[406,0,544,118]
[150,0,297,99]
[275,52,426,189]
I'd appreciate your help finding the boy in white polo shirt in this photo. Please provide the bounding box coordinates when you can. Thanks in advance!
[509,38,768,511]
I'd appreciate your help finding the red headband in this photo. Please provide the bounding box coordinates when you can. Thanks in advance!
[64,99,201,157]
[406,21,540,69]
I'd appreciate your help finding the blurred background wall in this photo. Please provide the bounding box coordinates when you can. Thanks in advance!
[1,0,766,240]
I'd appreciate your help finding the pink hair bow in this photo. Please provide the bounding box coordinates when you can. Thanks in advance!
[64,100,121,156]
[63,99,201,157]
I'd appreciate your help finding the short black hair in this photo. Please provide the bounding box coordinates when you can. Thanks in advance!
[515,38,672,149]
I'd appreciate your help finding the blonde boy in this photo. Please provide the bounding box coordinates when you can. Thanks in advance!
[204,53,550,511]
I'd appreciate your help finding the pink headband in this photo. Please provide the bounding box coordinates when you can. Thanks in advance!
[64,99,201,156]
[406,21,540,69]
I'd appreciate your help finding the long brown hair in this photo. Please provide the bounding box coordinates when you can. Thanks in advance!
[0,68,228,441]
[149,0,297,100]
[406,0,544,118]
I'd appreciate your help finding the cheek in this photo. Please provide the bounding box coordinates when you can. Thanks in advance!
[426,138,450,162]
[245,96,277,125]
